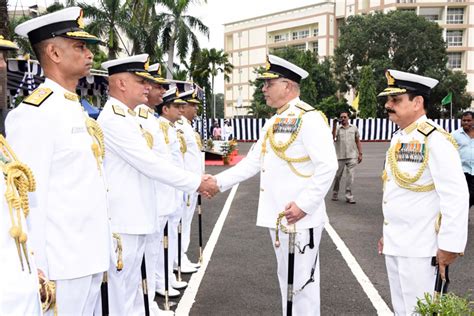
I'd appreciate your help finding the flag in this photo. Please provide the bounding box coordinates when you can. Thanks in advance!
[441,92,452,106]
[352,93,359,111]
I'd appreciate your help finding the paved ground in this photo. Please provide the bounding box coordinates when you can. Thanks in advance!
[156,142,474,315]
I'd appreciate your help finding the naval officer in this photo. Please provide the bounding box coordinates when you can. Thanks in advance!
[378,69,469,315]
[98,54,216,314]
[0,35,42,315]
[6,7,110,314]
[214,55,338,315]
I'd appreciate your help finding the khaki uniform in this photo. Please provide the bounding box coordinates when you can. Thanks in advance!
[382,115,469,314]
[216,97,338,315]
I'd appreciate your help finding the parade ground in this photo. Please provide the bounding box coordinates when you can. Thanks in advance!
[157,141,474,316]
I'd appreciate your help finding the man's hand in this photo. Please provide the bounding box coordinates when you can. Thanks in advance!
[436,249,459,280]
[198,174,219,198]
[377,237,384,255]
[283,201,306,224]
[358,152,363,164]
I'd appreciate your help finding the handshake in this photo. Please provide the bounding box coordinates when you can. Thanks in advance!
[198,174,219,198]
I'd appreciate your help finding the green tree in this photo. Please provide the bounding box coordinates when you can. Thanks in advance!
[155,0,209,79]
[192,48,233,118]
[358,65,377,118]
[334,11,458,117]
[317,96,351,120]
[79,0,130,59]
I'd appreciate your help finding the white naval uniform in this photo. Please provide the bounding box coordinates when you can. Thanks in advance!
[176,118,204,264]
[6,78,110,314]
[215,97,337,315]
[97,99,200,315]
[0,160,42,315]
[134,105,182,313]
[382,115,469,315]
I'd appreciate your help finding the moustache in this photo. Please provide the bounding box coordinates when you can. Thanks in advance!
[386,108,396,114]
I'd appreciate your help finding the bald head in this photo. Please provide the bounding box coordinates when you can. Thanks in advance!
[108,72,151,109]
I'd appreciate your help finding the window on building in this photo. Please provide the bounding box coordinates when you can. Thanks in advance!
[311,42,319,54]
[291,44,306,51]
[447,52,462,69]
[271,47,286,54]
[274,34,287,43]
[446,30,463,46]
[419,8,442,21]
[398,8,416,13]
[448,0,465,3]
[396,0,416,3]
[447,8,464,24]
[292,29,309,40]
[313,28,319,37]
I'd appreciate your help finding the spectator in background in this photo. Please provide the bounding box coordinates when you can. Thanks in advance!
[212,122,222,140]
[452,111,474,208]
[331,111,363,204]
[222,120,233,141]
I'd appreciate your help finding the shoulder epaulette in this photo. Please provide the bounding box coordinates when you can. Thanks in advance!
[417,121,436,137]
[176,119,184,125]
[138,107,148,119]
[112,105,126,117]
[23,88,53,107]
[295,103,315,113]
[317,110,329,126]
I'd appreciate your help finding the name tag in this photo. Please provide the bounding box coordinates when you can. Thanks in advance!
[71,126,87,134]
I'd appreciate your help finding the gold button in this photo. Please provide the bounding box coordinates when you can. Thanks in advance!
[383,200,387,204]
[260,188,264,192]
[384,220,389,225]
[262,168,265,172]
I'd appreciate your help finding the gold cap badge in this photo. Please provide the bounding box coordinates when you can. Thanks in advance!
[386,70,395,86]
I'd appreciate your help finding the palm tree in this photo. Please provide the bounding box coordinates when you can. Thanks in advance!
[155,0,209,79]
[193,48,233,118]
[79,0,130,59]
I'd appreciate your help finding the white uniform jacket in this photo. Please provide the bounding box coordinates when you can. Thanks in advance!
[382,115,469,257]
[0,174,42,315]
[216,98,338,229]
[98,99,200,234]
[176,118,204,175]
[135,105,182,217]
[6,79,110,280]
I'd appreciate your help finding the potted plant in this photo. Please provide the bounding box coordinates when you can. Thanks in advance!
[415,292,473,315]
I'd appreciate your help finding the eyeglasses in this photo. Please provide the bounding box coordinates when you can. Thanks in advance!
[263,79,289,88]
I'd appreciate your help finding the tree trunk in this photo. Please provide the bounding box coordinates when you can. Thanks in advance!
[211,75,215,119]
[0,0,9,135]
[166,39,175,80]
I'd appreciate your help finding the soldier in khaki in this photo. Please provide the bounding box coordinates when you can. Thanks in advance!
[377,70,469,315]
[214,55,338,315]
[0,35,42,316]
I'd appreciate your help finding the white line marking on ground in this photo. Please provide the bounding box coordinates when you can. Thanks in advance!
[175,184,240,316]
[325,222,392,316]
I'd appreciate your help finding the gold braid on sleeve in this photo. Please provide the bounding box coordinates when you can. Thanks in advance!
[387,136,435,192]
[112,233,124,271]
[84,115,105,173]
[140,126,154,149]
[195,132,203,150]
[0,135,36,273]
[263,113,312,178]
[177,131,187,155]
[159,121,170,145]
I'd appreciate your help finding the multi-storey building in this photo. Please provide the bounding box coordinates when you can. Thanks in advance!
[224,0,474,117]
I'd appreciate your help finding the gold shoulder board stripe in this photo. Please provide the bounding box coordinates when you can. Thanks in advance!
[295,103,315,112]
[138,108,149,119]
[112,105,125,117]
[417,122,436,137]
[23,88,53,107]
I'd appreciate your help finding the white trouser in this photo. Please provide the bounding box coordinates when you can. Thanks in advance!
[385,255,436,315]
[181,193,198,260]
[48,272,102,316]
[156,206,183,289]
[133,216,168,314]
[105,234,146,316]
[269,225,323,316]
